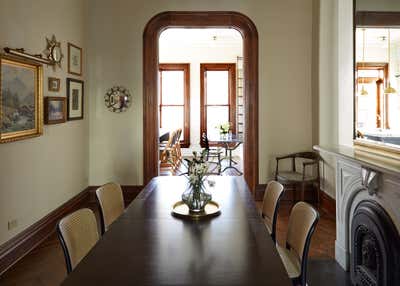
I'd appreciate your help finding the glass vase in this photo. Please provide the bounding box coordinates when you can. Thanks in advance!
[182,184,212,213]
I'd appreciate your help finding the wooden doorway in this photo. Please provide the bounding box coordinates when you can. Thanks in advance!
[143,11,259,192]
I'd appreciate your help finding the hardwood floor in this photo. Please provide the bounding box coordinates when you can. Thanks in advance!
[0,190,341,285]
[160,155,243,177]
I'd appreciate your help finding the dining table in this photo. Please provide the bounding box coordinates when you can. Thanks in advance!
[61,176,292,286]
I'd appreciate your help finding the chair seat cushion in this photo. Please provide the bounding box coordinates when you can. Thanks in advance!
[277,171,317,183]
[276,245,301,279]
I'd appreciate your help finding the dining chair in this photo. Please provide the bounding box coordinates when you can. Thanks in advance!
[276,202,319,286]
[57,208,99,274]
[261,181,285,243]
[275,151,320,207]
[201,132,222,174]
[96,182,124,234]
[159,130,177,167]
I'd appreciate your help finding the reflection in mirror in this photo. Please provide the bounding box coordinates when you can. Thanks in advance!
[354,0,400,148]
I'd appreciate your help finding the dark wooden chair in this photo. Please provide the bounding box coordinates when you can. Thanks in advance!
[201,132,222,175]
[275,151,320,207]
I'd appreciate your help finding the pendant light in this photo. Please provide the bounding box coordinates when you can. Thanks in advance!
[359,28,368,96]
[384,29,397,94]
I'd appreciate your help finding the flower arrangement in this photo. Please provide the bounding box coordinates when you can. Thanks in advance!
[217,122,230,134]
[182,150,212,213]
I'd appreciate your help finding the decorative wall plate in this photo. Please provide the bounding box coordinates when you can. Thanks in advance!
[104,86,132,113]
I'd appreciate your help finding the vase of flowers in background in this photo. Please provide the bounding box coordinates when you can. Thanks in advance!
[217,122,230,140]
[182,150,212,213]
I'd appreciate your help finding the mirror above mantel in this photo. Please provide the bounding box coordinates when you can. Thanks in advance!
[354,0,400,158]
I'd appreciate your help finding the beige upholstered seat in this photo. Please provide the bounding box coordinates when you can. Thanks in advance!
[261,180,284,242]
[57,208,99,273]
[276,201,319,286]
[96,182,124,233]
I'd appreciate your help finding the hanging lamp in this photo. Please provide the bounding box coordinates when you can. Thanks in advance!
[384,29,397,94]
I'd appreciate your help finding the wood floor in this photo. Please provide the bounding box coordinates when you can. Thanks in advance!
[160,155,243,177]
[0,193,339,285]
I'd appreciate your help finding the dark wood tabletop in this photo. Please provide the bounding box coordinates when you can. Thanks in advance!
[61,176,291,286]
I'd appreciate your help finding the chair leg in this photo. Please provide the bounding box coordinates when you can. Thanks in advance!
[301,182,305,202]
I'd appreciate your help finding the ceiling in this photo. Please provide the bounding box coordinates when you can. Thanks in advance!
[159,28,243,48]
[356,28,400,47]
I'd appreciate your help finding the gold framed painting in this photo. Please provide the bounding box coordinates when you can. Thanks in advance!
[0,55,43,143]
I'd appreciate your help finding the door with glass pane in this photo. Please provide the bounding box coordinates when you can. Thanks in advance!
[159,64,190,147]
[200,63,236,144]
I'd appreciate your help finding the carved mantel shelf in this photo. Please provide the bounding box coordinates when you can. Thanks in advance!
[313,144,400,178]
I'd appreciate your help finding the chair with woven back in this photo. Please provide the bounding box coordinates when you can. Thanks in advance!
[276,201,319,286]
[275,151,320,207]
[57,208,100,274]
[159,130,177,168]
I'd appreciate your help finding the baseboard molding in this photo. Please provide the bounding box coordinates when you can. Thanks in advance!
[0,188,90,275]
[87,185,144,207]
[256,184,336,216]
[319,189,336,216]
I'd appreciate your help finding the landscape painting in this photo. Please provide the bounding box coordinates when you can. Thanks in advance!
[44,97,66,124]
[0,56,43,143]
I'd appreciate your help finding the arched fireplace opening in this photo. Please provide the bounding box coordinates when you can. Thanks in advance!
[351,200,400,286]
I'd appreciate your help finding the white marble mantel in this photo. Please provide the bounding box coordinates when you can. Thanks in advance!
[314,145,400,271]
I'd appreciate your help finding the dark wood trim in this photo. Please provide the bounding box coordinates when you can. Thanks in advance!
[355,11,400,27]
[319,189,336,217]
[87,185,143,207]
[200,63,236,148]
[159,63,190,148]
[0,188,90,275]
[255,184,335,216]
[143,11,259,192]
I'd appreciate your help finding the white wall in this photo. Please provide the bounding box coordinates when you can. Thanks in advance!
[87,0,314,186]
[0,0,88,245]
[159,30,243,150]
[316,0,354,198]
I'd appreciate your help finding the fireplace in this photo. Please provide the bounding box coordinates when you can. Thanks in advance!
[351,200,400,286]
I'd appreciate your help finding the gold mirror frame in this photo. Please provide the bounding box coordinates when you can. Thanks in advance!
[45,35,63,68]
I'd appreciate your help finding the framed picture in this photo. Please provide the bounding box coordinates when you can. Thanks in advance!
[68,43,82,76]
[48,77,60,92]
[66,78,84,120]
[44,97,66,124]
[0,55,43,143]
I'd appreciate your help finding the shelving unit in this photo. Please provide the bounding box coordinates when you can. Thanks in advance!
[236,56,244,140]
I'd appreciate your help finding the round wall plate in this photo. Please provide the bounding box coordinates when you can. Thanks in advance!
[104,86,132,113]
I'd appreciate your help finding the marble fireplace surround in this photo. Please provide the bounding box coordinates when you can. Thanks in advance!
[314,145,400,271]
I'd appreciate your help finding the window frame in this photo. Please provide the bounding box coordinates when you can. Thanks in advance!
[200,63,236,146]
[355,62,389,130]
[159,63,190,148]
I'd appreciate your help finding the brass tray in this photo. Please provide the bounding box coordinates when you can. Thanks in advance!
[171,201,221,220]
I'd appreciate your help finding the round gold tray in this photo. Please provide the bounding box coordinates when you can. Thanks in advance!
[171,201,221,220]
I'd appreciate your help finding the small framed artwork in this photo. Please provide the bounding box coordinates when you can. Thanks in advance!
[67,78,84,120]
[0,55,43,143]
[48,77,60,92]
[44,97,66,124]
[68,42,82,76]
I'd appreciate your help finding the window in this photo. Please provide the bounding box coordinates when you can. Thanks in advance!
[159,64,190,147]
[200,63,236,142]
